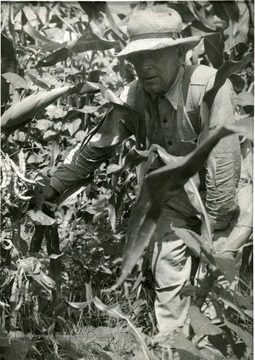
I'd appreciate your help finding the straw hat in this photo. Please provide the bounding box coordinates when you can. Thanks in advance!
[117,5,201,57]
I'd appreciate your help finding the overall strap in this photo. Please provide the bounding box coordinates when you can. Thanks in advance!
[182,64,199,104]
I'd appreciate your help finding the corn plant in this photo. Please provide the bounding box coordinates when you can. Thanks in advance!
[0,1,253,360]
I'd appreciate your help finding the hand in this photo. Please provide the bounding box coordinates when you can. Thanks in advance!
[213,236,235,257]
[43,186,60,202]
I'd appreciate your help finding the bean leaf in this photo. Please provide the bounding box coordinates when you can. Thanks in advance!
[189,306,223,336]
[208,253,237,283]
[224,319,253,350]
[35,47,69,68]
[2,73,28,89]
[236,92,254,107]
[173,331,206,359]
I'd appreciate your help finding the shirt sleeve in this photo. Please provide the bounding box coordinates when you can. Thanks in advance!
[50,104,136,194]
[201,78,241,230]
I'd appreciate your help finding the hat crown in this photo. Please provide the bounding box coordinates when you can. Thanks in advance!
[127,6,183,38]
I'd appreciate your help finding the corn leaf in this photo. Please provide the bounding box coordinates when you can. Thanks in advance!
[207,335,228,357]
[1,86,71,130]
[203,52,253,110]
[229,74,245,92]
[190,20,216,34]
[71,30,116,53]
[66,300,92,309]
[188,2,217,31]
[156,145,213,246]
[171,227,202,256]
[104,3,127,42]
[78,1,106,21]
[74,81,125,106]
[212,1,240,24]
[22,11,58,46]
[110,119,253,290]
[74,81,101,94]
[204,33,224,69]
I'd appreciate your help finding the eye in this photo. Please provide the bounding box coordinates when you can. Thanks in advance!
[127,53,142,64]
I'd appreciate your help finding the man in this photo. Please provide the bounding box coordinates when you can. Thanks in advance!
[45,5,241,336]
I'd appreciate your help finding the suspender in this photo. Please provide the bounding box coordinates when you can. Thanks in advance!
[134,64,200,133]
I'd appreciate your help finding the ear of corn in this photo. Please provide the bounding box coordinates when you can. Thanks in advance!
[1,86,72,130]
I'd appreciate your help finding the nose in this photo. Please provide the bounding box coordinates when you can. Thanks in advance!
[137,54,152,72]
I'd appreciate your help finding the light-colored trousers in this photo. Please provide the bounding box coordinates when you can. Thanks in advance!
[150,189,201,335]
[149,183,252,335]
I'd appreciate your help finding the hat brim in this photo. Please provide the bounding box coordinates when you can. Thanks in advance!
[117,36,201,57]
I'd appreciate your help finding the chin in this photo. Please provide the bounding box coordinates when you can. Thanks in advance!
[144,85,162,94]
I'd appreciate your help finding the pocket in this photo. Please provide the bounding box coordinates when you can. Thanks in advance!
[177,110,199,146]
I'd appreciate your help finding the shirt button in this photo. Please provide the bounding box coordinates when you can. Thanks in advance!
[163,118,167,123]
[168,140,172,146]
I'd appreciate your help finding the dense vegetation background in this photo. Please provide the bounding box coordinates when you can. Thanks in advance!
[0,1,254,359]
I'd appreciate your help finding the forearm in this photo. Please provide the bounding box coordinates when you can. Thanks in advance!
[213,182,253,254]
[49,106,134,195]
[43,143,105,202]
[205,134,241,229]
[44,185,60,202]
[50,144,112,194]
[203,79,241,229]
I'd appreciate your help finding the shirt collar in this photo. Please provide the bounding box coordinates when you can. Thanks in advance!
[147,66,184,110]
[164,66,184,110]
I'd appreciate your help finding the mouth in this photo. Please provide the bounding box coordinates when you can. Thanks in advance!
[143,75,158,81]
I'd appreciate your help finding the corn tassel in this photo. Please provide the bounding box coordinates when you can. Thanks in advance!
[1,86,72,130]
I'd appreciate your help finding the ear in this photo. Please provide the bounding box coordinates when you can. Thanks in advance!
[176,46,186,65]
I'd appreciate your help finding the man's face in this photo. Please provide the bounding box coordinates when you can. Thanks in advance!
[128,47,182,95]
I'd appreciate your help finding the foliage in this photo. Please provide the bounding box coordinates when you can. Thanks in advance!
[0,1,253,360]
